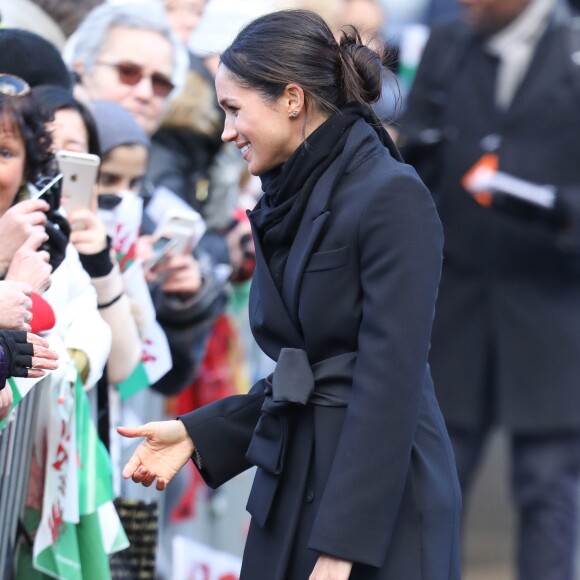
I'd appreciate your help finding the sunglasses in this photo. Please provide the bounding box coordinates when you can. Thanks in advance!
[0,74,31,97]
[95,61,175,98]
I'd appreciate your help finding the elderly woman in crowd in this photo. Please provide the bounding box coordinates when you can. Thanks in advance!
[65,1,182,136]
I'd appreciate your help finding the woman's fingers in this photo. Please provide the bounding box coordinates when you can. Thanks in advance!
[31,356,59,371]
[23,337,59,373]
[32,344,59,360]
[26,333,49,348]
[0,387,13,421]
[129,464,158,488]
[123,453,144,479]
[117,425,147,439]
[141,471,157,488]
[38,250,50,264]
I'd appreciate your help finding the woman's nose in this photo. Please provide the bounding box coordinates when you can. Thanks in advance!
[221,119,237,143]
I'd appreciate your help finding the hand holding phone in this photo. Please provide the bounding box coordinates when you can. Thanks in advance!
[146,209,206,271]
[68,208,108,256]
[32,174,63,212]
[146,236,179,270]
[56,150,100,212]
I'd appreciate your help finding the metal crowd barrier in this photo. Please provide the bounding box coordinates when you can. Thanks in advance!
[0,386,42,578]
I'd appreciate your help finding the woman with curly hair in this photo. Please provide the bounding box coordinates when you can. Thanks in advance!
[0,74,110,392]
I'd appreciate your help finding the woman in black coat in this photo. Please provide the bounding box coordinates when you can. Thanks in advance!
[119,10,461,580]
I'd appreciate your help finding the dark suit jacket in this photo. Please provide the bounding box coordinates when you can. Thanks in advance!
[400,19,580,432]
[180,119,461,579]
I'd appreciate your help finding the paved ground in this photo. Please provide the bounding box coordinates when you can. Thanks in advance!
[461,431,515,580]
[466,566,512,580]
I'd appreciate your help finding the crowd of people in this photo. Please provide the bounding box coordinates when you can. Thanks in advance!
[1,0,580,579]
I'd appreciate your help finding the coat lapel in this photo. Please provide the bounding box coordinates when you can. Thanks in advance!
[248,216,304,355]
[282,120,375,318]
[281,157,339,320]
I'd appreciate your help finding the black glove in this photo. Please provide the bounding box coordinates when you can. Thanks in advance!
[0,330,34,381]
[34,175,70,272]
[41,211,71,272]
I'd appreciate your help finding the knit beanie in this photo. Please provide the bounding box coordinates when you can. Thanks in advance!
[0,29,72,89]
[91,100,150,157]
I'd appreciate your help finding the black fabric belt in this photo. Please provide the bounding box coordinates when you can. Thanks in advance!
[245,348,357,525]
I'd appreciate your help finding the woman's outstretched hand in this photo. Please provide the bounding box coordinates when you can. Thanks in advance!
[117,420,195,491]
[310,554,353,580]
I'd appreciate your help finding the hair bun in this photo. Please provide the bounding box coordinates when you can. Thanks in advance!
[337,27,384,105]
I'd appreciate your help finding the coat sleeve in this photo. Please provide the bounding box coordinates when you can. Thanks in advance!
[177,379,266,488]
[308,167,444,567]
[91,261,142,384]
[61,246,112,388]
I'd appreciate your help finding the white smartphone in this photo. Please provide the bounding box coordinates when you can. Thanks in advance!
[147,236,179,270]
[56,150,100,212]
[147,209,206,270]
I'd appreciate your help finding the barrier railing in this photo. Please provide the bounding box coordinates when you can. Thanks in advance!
[0,386,41,577]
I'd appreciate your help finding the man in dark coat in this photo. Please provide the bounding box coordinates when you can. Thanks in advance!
[399,0,580,578]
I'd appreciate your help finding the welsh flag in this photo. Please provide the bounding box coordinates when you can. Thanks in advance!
[98,191,172,399]
[98,193,143,274]
[117,260,171,400]
[28,365,128,579]
[74,371,129,575]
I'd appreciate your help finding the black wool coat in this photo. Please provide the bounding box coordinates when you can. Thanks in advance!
[179,119,461,580]
[401,20,580,432]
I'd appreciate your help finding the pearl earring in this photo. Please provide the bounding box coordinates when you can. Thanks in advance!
[289,110,299,118]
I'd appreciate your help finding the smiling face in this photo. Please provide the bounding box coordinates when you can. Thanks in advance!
[77,26,174,135]
[216,65,311,176]
[0,118,26,215]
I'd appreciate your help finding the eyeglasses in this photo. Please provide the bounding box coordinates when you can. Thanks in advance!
[95,61,175,98]
[0,74,31,97]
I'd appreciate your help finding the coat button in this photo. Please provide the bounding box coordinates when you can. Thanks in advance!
[305,491,315,504]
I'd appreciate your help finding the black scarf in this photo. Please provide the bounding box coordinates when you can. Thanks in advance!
[250,102,400,292]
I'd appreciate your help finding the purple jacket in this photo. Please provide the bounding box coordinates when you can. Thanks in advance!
[0,344,7,390]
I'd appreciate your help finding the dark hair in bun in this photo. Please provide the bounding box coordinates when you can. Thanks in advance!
[337,26,384,106]
[220,9,390,116]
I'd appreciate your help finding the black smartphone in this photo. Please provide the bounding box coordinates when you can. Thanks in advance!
[33,174,63,212]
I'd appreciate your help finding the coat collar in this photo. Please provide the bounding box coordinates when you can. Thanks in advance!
[281,119,379,320]
[248,118,388,349]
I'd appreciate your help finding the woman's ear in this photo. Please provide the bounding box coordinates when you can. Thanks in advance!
[284,83,305,118]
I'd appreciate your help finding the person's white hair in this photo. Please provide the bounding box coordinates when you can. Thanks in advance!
[63,1,187,91]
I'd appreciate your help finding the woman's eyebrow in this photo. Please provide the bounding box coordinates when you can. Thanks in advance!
[218,97,237,108]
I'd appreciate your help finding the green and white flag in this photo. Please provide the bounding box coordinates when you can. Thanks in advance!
[75,373,129,576]
[31,365,128,579]
[117,260,171,400]
[33,364,81,579]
